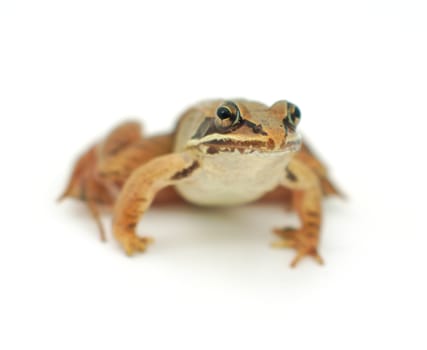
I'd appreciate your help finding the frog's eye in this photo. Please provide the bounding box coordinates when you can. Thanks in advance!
[285,103,301,129]
[215,101,242,131]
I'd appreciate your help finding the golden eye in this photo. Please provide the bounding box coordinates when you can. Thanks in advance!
[286,103,301,127]
[215,101,241,130]
[217,106,233,120]
[283,102,301,131]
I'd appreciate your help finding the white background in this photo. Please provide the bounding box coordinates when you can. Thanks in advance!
[1,1,426,349]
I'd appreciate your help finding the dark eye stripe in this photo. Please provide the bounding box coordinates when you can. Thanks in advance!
[243,120,268,135]
[191,117,217,139]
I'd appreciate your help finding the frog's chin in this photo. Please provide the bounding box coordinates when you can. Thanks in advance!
[188,133,302,155]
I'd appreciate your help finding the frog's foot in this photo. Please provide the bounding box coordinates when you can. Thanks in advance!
[272,227,324,267]
[115,232,154,256]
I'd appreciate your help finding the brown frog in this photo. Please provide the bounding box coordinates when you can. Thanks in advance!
[59,99,342,267]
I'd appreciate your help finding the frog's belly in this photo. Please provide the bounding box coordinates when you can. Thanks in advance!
[175,151,293,206]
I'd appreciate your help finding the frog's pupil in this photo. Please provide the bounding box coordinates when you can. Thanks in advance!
[293,106,301,119]
[217,107,232,120]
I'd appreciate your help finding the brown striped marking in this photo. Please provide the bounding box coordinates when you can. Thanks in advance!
[170,161,200,180]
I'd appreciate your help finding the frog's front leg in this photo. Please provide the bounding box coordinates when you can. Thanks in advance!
[273,158,324,267]
[113,152,199,255]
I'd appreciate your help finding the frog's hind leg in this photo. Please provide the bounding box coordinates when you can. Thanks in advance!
[296,141,344,198]
[98,121,144,159]
[60,121,183,243]
[86,198,106,241]
[58,145,115,241]
[59,121,144,201]
[59,121,145,241]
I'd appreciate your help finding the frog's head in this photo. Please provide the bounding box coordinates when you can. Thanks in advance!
[188,100,302,155]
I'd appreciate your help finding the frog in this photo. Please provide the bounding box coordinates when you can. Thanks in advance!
[59,99,342,267]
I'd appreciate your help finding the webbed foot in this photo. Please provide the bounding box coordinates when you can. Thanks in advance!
[116,233,154,256]
[272,227,324,268]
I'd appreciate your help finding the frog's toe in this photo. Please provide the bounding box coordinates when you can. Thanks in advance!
[289,248,324,268]
[121,235,154,256]
[272,227,324,267]
[273,227,299,240]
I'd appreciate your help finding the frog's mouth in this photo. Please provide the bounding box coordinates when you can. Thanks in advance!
[188,133,301,155]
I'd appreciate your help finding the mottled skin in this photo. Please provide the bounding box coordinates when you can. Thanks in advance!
[59,99,341,267]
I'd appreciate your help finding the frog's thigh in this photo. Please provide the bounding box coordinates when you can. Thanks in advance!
[97,133,175,187]
[112,152,199,255]
[99,121,144,158]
